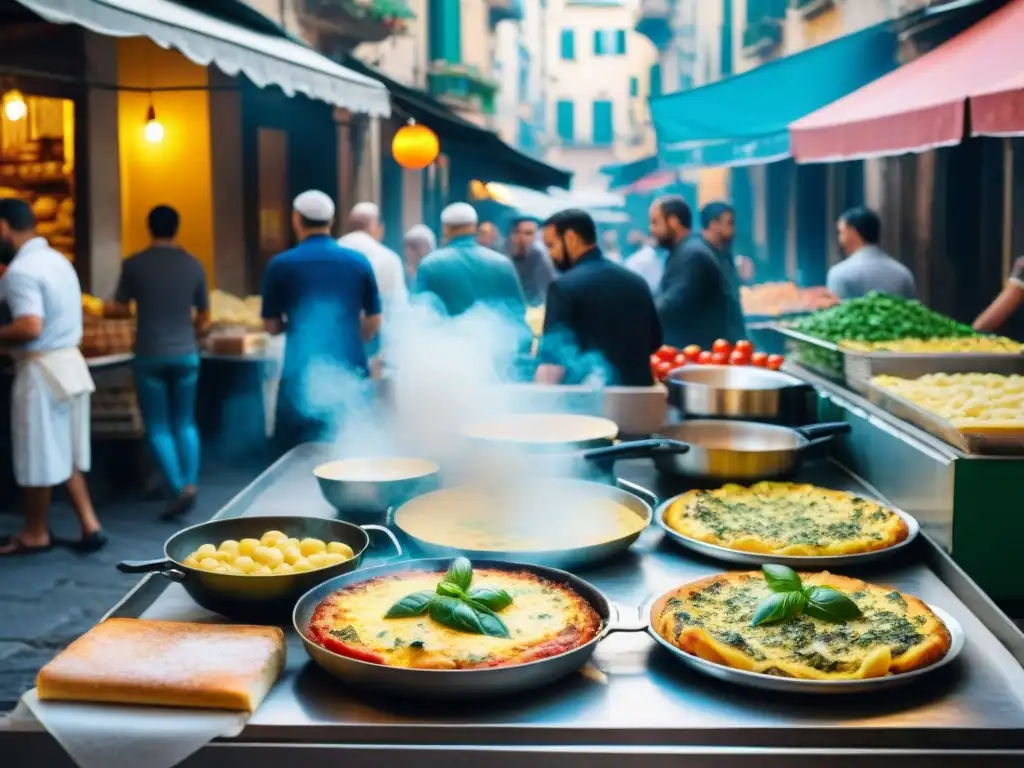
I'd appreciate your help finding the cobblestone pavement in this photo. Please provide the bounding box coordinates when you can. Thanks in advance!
[0,456,266,710]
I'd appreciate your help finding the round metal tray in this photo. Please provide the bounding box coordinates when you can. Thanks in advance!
[646,599,965,694]
[654,496,921,569]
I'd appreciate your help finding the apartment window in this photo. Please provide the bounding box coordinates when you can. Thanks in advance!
[556,99,575,143]
[594,29,627,55]
[649,62,662,98]
[629,76,638,97]
[592,100,613,146]
[615,29,627,54]
[560,29,575,60]
[428,0,461,62]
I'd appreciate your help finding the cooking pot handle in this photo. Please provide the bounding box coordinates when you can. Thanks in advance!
[604,602,648,634]
[796,421,852,447]
[361,524,403,561]
[117,558,187,582]
[581,438,691,463]
[615,478,659,507]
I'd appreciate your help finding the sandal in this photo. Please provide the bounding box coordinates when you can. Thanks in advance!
[0,534,53,557]
[67,530,109,553]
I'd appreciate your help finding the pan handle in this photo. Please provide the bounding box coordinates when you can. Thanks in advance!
[360,524,403,561]
[795,421,852,446]
[604,602,648,634]
[615,478,659,507]
[581,439,691,464]
[117,558,187,582]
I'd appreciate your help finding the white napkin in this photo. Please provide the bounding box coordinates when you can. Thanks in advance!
[12,689,247,768]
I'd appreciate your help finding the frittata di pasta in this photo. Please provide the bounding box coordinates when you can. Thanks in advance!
[663,482,909,557]
[652,571,951,680]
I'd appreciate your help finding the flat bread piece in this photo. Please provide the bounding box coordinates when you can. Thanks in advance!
[37,618,286,712]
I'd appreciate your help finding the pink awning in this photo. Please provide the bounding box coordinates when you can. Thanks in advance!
[791,0,1024,162]
[971,71,1024,137]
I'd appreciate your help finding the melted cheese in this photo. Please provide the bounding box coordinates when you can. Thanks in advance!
[664,482,909,556]
[653,572,951,680]
[395,487,645,552]
[311,569,600,669]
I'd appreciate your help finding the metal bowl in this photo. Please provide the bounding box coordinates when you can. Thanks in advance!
[293,558,620,699]
[645,593,965,694]
[117,515,401,622]
[655,496,921,568]
[665,365,814,422]
[313,457,440,524]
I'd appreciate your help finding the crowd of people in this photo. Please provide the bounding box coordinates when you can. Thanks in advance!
[0,185,1016,558]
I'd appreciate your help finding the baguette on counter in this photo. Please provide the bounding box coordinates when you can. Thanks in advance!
[37,618,286,712]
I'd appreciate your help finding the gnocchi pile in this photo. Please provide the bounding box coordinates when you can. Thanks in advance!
[182,529,355,575]
[872,373,1024,430]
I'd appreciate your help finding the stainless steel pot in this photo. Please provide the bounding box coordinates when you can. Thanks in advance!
[652,420,852,482]
[313,457,441,523]
[390,478,658,570]
[117,516,402,622]
[665,365,815,424]
[293,558,628,699]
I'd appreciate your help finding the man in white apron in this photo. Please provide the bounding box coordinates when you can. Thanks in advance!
[0,199,104,556]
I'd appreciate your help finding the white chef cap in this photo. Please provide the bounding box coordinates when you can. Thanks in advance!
[293,190,335,222]
[440,202,478,227]
[404,224,437,250]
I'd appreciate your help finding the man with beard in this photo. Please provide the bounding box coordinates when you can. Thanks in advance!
[0,198,104,556]
[505,216,555,306]
[652,196,745,350]
[535,209,661,386]
[700,202,747,342]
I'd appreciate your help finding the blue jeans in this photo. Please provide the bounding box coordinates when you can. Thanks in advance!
[133,354,201,495]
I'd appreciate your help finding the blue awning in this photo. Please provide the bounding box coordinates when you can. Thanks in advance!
[599,154,660,189]
[650,23,898,169]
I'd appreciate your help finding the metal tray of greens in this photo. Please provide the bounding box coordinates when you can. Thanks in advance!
[654,494,921,569]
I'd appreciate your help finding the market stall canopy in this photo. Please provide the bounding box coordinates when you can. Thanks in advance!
[650,24,897,169]
[970,71,1024,138]
[13,0,390,117]
[790,0,1024,161]
[341,55,571,190]
[482,183,626,223]
[600,155,660,190]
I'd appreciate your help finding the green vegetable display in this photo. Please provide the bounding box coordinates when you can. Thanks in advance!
[791,292,976,344]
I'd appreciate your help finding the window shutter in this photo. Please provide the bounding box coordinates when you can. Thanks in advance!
[649,62,662,98]
[557,100,575,143]
[592,100,613,146]
[629,76,638,97]
[593,29,604,55]
[560,29,575,60]
[615,29,626,55]
[428,0,461,62]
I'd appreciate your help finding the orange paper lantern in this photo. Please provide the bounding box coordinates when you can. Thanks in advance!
[392,120,439,170]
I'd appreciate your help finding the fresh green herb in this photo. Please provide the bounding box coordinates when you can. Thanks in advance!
[750,566,862,627]
[384,558,514,638]
[330,625,361,643]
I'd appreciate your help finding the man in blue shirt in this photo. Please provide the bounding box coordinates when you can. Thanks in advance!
[262,191,382,453]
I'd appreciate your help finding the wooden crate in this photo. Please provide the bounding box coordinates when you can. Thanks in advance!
[91,382,144,438]
[81,317,136,358]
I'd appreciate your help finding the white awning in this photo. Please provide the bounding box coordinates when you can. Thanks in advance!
[15,0,391,118]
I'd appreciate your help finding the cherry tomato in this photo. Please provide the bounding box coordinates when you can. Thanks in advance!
[655,345,678,363]
[767,354,784,371]
[710,351,729,365]
[729,350,749,366]
[751,351,769,368]
[654,361,673,380]
[683,344,702,362]
[650,354,661,369]
[673,354,687,369]
[712,339,732,356]
[734,340,753,355]
[697,351,713,365]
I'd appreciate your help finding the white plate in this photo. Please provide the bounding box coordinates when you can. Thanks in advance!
[646,599,965,694]
[655,497,920,569]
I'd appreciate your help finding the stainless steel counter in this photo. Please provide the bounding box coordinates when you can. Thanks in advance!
[5,445,1024,766]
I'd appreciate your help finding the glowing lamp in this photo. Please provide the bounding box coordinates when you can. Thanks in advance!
[3,90,27,122]
[144,104,164,143]
[392,120,439,170]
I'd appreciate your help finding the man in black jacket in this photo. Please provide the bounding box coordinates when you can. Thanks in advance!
[652,196,746,350]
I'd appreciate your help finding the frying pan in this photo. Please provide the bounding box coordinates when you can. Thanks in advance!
[117,516,401,622]
[665,364,815,424]
[313,457,441,523]
[390,478,658,569]
[293,558,630,699]
[460,412,619,451]
[652,420,851,482]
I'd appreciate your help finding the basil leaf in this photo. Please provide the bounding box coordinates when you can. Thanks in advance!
[428,595,510,638]
[761,564,803,593]
[804,587,863,623]
[435,581,466,599]
[751,590,807,627]
[384,591,434,618]
[445,557,473,591]
[467,586,513,611]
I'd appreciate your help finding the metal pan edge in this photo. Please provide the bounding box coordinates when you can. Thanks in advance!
[644,596,965,694]
[654,496,921,569]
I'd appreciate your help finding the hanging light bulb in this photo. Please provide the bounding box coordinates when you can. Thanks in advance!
[144,103,164,143]
[3,89,27,122]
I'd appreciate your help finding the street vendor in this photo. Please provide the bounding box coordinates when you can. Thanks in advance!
[262,190,382,453]
[535,208,662,386]
[974,255,1024,333]
[506,216,556,306]
[0,198,105,557]
[827,207,916,300]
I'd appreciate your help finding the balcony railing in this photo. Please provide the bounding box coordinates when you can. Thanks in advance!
[741,18,782,57]
[300,0,414,48]
[635,0,673,51]
[427,62,499,116]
